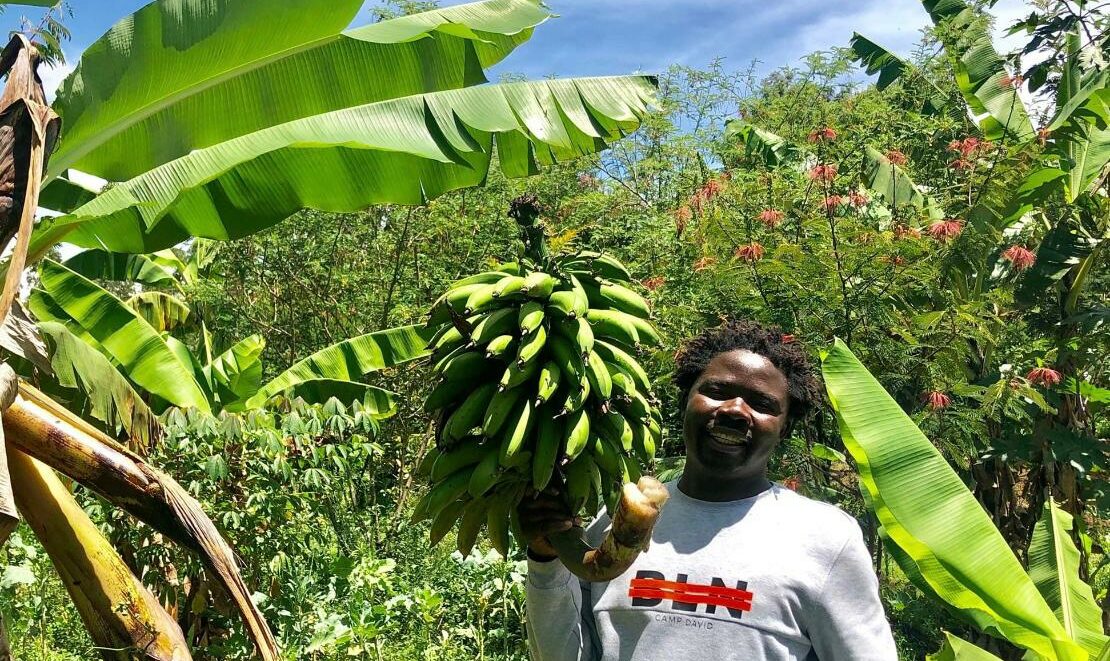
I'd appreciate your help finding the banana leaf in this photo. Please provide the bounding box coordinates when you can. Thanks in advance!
[31,75,655,256]
[63,249,180,288]
[38,320,159,446]
[862,146,945,220]
[37,172,98,213]
[920,0,1034,142]
[927,633,1004,660]
[848,33,948,114]
[1015,222,1102,305]
[204,334,264,410]
[47,0,550,182]
[1028,500,1108,655]
[245,326,434,410]
[270,378,395,416]
[125,291,192,333]
[821,339,1083,659]
[32,259,210,411]
[723,120,806,168]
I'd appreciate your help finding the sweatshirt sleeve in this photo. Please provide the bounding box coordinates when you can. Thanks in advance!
[807,528,898,660]
[525,557,599,661]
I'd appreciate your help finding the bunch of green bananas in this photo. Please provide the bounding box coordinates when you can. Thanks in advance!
[413,251,663,558]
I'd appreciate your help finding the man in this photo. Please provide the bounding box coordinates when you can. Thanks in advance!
[520,320,898,660]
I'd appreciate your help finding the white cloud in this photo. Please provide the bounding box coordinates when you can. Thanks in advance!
[38,53,73,103]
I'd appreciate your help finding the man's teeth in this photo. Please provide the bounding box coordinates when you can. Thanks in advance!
[708,428,751,446]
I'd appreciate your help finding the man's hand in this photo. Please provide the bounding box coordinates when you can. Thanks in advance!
[517,485,579,561]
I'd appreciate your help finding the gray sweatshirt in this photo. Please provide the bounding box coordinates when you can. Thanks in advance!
[525,482,898,660]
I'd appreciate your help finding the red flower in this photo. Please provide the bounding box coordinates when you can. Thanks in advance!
[821,195,843,211]
[807,126,838,143]
[758,208,785,228]
[693,256,717,272]
[882,255,907,266]
[928,219,964,242]
[782,476,801,491]
[808,163,838,182]
[849,191,870,208]
[1027,367,1062,387]
[641,276,665,291]
[948,158,973,171]
[1000,74,1024,89]
[923,391,951,410]
[1001,245,1036,271]
[893,225,921,240]
[700,178,725,200]
[780,334,796,344]
[734,242,765,262]
[674,206,691,237]
[948,137,981,158]
[885,149,909,166]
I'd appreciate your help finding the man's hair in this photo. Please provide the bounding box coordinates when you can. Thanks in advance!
[673,319,823,428]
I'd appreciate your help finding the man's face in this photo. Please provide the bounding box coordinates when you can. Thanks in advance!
[682,349,791,483]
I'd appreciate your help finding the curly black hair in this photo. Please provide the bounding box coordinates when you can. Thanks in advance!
[673,319,823,428]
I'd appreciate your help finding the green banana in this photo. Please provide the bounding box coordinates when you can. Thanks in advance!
[449,270,512,290]
[598,281,651,318]
[568,275,590,318]
[565,454,598,512]
[486,488,516,557]
[623,390,652,422]
[563,409,591,460]
[522,271,556,298]
[485,334,517,360]
[471,307,517,346]
[429,498,468,546]
[597,410,634,453]
[500,357,540,391]
[546,290,580,319]
[412,469,470,523]
[623,453,644,484]
[532,417,563,491]
[415,446,441,478]
[548,334,585,381]
[585,350,613,400]
[424,377,472,413]
[493,275,527,298]
[631,419,656,462]
[559,374,591,415]
[593,340,650,392]
[535,361,561,405]
[466,282,512,314]
[586,309,640,346]
[610,371,635,399]
[561,252,633,283]
[443,383,497,442]
[441,351,493,382]
[468,447,502,498]
[518,300,546,333]
[456,497,489,557]
[498,398,534,466]
[516,325,548,367]
[626,314,662,346]
[428,283,487,327]
[431,436,488,481]
[590,434,623,477]
[555,317,594,356]
[483,387,524,438]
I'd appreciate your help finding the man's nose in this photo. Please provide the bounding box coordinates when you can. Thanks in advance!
[717,396,752,421]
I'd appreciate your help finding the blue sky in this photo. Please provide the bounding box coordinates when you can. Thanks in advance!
[26,0,1031,96]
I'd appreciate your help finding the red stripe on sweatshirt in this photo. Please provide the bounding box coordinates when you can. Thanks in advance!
[627,587,753,612]
[629,578,754,601]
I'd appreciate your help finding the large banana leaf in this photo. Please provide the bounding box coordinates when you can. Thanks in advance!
[204,335,264,410]
[848,33,948,114]
[273,378,395,416]
[48,0,549,182]
[30,75,654,255]
[245,326,434,410]
[37,173,98,214]
[38,320,159,446]
[722,120,806,168]
[125,291,193,333]
[921,0,1035,142]
[821,339,1083,660]
[32,259,211,412]
[927,633,1004,660]
[1015,222,1103,305]
[1028,500,1108,655]
[862,146,945,220]
[63,249,180,288]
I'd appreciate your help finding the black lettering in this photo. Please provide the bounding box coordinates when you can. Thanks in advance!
[671,573,698,612]
[631,570,665,607]
[704,577,748,620]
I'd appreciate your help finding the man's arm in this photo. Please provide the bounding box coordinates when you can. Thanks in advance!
[807,528,898,660]
[525,554,600,661]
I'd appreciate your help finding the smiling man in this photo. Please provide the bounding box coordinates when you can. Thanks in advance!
[521,320,897,660]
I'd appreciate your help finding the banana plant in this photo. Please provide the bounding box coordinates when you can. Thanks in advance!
[0,0,657,657]
[822,340,1108,660]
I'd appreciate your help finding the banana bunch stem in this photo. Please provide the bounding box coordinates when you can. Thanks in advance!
[548,476,669,582]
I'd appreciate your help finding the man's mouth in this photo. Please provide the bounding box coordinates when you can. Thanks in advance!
[706,421,752,448]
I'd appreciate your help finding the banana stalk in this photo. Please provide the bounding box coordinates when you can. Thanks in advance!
[2,383,280,661]
[548,477,668,582]
[0,364,19,545]
[7,447,190,660]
